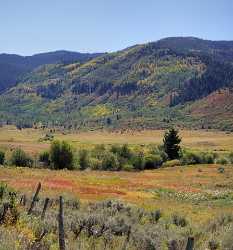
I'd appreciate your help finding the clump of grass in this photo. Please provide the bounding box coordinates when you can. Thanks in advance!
[171,213,188,227]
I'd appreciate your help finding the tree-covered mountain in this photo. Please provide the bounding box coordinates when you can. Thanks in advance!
[0,37,233,131]
[0,51,103,93]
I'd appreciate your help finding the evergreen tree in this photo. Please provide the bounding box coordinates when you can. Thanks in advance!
[163,128,181,160]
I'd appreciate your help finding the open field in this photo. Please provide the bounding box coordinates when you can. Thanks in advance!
[1,127,233,248]
[1,164,233,225]
[0,126,233,155]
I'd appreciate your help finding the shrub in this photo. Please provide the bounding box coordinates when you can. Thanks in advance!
[132,152,145,170]
[208,240,219,250]
[202,153,215,164]
[181,151,215,165]
[50,140,74,170]
[89,157,102,170]
[111,144,132,160]
[119,144,132,159]
[216,157,228,165]
[92,144,106,159]
[150,210,162,223]
[78,149,90,170]
[39,151,50,166]
[102,152,119,170]
[162,159,181,168]
[144,155,163,169]
[10,148,33,167]
[0,151,5,165]
[172,214,187,227]
[150,145,168,162]
[121,163,134,171]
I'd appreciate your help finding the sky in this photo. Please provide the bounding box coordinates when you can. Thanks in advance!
[1,0,233,55]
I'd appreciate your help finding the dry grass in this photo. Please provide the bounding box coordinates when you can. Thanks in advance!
[1,125,233,225]
[0,126,233,154]
[1,164,233,225]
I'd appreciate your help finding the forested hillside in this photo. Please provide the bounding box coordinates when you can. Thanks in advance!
[0,51,102,93]
[0,37,233,130]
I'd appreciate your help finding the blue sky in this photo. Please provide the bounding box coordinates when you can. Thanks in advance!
[1,0,233,55]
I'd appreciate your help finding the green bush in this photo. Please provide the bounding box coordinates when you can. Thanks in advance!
[50,140,74,170]
[132,152,145,170]
[144,154,163,169]
[10,148,33,167]
[150,145,168,162]
[79,149,90,170]
[89,157,102,170]
[216,157,228,165]
[111,144,132,159]
[102,153,119,171]
[0,151,5,165]
[92,144,106,159]
[162,159,181,168]
[121,163,134,171]
[181,151,215,165]
[39,151,50,166]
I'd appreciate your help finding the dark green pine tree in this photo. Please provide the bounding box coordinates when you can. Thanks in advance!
[163,128,181,160]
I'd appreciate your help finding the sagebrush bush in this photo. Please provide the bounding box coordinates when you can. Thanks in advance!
[10,148,33,167]
[150,210,162,223]
[172,214,188,227]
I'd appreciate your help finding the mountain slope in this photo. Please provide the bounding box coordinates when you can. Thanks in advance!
[0,51,102,93]
[0,37,233,130]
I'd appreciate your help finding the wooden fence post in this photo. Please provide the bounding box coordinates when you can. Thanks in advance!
[41,197,50,220]
[28,182,41,215]
[186,237,194,250]
[58,196,65,250]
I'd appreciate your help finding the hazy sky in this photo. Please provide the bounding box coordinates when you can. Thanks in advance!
[1,0,233,55]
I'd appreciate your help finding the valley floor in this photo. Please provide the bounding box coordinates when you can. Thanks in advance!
[0,126,233,154]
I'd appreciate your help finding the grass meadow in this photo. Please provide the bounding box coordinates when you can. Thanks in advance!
[1,126,233,249]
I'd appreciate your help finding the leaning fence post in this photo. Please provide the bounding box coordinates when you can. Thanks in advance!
[186,237,194,250]
[28,182,41,215]
[41,197,50,220]
[58,196,65,250]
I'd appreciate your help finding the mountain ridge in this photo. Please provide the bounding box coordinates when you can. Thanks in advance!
[0,37,233,130]
[0,50,103,93]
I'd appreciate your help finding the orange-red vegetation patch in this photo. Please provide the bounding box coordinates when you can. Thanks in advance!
[191,88,233,119]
